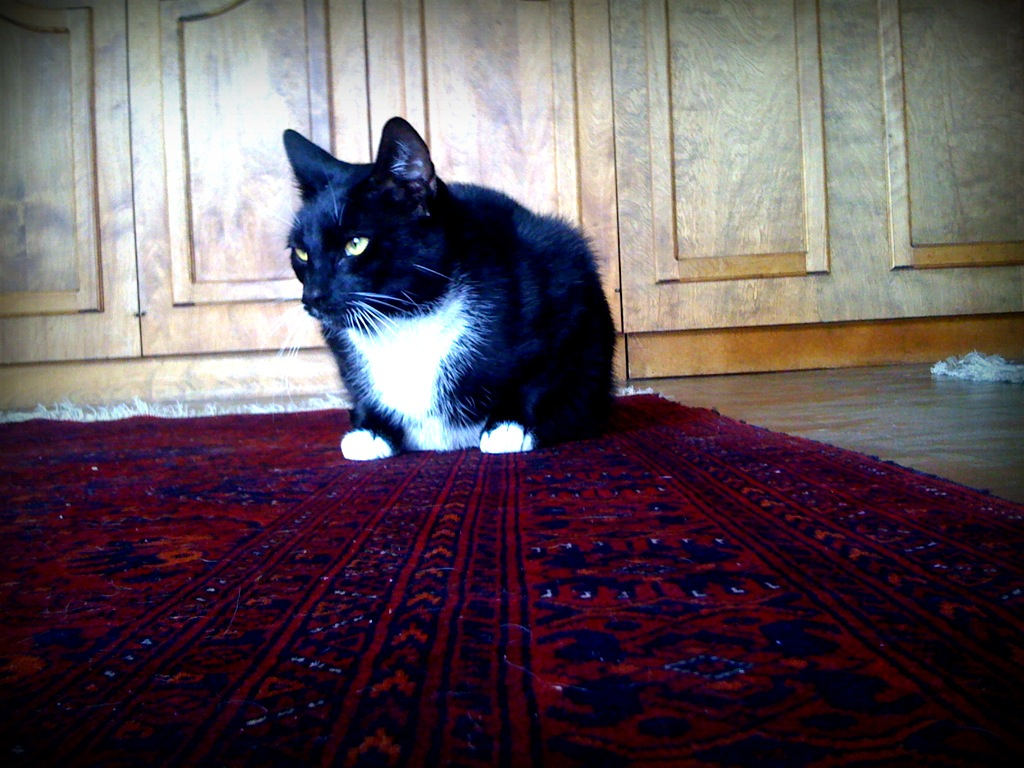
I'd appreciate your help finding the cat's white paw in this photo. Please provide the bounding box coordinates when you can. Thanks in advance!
[479,422,535,454]
[341,429,395,461]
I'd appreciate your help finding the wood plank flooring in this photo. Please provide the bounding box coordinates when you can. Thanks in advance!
[634,365,1024,504]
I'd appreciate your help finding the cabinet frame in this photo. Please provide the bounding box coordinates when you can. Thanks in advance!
[0,0,140,365]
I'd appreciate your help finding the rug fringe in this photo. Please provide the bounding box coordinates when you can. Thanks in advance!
[0,395,351,424]
[931,351,1024,384]
[5,388,661,424]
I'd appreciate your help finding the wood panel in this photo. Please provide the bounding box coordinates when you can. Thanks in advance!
[129,0,368,355]
[0,4,93,314]
[573,0,621,323]
[881,0,1024,270]
[613,0,1024,340]
[613,0,828,294]
[0,0,140,363]
[612,0,830,333]
[365,0,621,325]
[0,336,632,411]
[165,0,327,303]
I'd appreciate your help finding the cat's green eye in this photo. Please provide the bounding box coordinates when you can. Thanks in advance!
[345,237,370,257]
[293,248,309,263]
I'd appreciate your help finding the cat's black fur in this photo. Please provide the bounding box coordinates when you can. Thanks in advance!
[284,117,615,459]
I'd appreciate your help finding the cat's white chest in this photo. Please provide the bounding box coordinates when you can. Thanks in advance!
[345,291,479,449]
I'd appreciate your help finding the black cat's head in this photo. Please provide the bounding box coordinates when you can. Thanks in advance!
[283,118,450,333]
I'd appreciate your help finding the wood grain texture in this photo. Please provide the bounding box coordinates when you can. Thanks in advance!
[129,0,618,355]
[573,0,621,326]
[7,0,1022,390]
[881,0,1024,269]
[386,0,573,217]
[0,3,99,314]
[613,0,1024,335]
[0,5,80,303]
[0,334,625,411]
[328,0,372,162]
[667,0,805,261]
[159,0,321,305]
[365,0,428,140]
[0,0,140,363]
[130,0,347,355]
[366,0,620,323]
[901,0,1023,246]
[0,349,344,410]
[612,0,828,294]
[627,313,1024,378]
[174,0,321,292]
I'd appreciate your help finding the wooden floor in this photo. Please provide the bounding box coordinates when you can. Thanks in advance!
[634,365,1024,505]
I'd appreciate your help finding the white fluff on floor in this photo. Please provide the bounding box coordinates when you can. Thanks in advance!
[931,351,1024,384]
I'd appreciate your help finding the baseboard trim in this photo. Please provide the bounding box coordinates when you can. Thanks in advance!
[0,349,346,411]
[626,313,1024,378]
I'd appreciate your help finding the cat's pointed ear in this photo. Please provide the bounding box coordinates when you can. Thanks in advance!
[283,130,350,201]
[371,117,437,213]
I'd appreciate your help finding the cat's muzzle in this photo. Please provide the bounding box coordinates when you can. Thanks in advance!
[302,298,329,322]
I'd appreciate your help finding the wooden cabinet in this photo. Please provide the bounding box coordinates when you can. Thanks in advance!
[129,0,335,355]
[1,0,1022,403]
[881,0,1024,269]
[362,0,619,316]
[612,0,828,333]
[612,0,1023,349]
[1,0,617,403]
[0,1,139,364]
[129,0,616,357]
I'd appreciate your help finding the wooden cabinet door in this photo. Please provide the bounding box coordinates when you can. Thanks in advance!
[881,0,1024,270]
[612,0,829,333]
[0,1,140,364]
[129,0,371,355]
[363,0,620,323]
[612,0,1023,337]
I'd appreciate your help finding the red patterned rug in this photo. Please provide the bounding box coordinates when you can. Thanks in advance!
[1,395,1022,767]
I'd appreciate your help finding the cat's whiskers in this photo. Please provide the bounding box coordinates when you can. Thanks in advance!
[352,292,421,319]
[412,264,451,281]
[352,291,417,307]
[356,308,377,336]
[267,295,308,356]
[273,304,310,363]
[344,304,376,337]
[266,302,294,338]
[328,181,341,222]
[259,303,318,403]
[362,302,398,333]
[348,300,399,337]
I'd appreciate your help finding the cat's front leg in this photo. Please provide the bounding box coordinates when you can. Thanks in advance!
[341,406,402,461]
[479,422,536,454]
[341,429,396,461]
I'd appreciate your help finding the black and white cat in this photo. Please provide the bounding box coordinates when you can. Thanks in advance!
[283,117,615,460]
